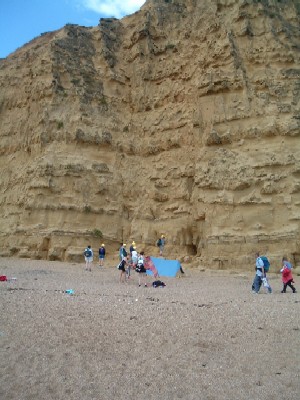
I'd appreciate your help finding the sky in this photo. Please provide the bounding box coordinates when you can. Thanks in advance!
[0,0,146,58]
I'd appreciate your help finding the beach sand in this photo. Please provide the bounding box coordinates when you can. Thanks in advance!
[0,257,299,400]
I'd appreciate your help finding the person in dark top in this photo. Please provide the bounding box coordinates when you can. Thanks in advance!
[98,244,106,267]
[118,256,128,283]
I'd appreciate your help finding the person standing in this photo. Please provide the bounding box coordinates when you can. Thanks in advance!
[157,235,166,256]
[131,247,138,268]
[98,244,106,267]
[136,251,148,287]
[119,243,127,261]
[84,245,93,271]
[118,256,128,283]
[127,246,138,279]
[130,241,136,256]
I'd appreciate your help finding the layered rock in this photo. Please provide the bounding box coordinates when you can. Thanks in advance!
[0,0,299,269]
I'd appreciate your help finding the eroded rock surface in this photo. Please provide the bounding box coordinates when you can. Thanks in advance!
[0,0,299,269]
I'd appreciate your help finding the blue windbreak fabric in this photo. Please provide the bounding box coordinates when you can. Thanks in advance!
[146,257,181,277]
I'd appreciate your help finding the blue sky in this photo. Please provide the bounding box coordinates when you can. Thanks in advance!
[0,0,146,58]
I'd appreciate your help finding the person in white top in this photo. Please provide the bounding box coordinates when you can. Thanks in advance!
[252,252,272,294]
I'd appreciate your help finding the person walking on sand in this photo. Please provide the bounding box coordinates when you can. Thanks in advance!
[84,245,93,271]
[98,244,106,267]
[280,257,297,293]
[252,252,272,294]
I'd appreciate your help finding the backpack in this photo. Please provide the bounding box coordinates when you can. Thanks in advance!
[152,280,166,288]
[84,248,92,257]
[260,256,270,272]
[156,238,162,247]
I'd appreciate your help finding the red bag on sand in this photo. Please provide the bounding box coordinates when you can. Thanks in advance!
[0,275,7,281]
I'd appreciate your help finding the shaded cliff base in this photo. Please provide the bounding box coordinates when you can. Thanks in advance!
[0,231,299,275]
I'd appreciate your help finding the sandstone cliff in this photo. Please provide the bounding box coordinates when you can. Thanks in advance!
[0,0,299,270]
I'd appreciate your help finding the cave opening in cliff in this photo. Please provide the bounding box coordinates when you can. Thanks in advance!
[186,244,197,255]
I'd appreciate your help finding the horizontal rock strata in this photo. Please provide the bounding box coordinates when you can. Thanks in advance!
[0,0,299,269]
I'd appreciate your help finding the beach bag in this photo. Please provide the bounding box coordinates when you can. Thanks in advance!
[84,248,92,257]
[152,280,166,288]
[260,256,270,272]
[262,277,268,287]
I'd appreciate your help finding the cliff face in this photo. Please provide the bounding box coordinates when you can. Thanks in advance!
[0,0,299,269]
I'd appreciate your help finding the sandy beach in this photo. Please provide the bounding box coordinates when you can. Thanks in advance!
[0,257,299,400]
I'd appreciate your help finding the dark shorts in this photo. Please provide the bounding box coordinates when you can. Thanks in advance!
[118,261,126,272]
[136,265,146,273]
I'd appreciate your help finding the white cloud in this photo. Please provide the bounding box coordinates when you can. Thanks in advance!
[82,0,146,18]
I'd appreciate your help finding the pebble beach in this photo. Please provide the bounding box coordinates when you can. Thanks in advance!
[0,257,299,400]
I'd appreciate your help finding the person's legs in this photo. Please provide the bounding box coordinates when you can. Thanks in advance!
[264,275,272,293]
[281,282,288,293]
[143,272,148,286]
[286,280,296,293]
[253,275,262,293]
[120,270,125,283]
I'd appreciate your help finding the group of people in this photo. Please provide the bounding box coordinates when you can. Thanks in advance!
[83,238,164,286]
[83,244,105,271]
[252,252,297,294]
[117,242,149,286]
[83,245,297,293]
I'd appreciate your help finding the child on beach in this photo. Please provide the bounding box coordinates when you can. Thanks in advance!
[135,251,148,287]
[280,258,297,293]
